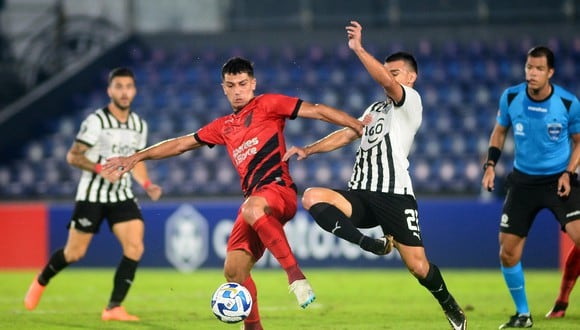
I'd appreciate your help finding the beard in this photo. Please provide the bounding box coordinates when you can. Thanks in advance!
[112,99,131,111]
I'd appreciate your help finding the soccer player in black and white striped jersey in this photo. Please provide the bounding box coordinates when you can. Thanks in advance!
[284,21,467,330]
[24,67,162,321]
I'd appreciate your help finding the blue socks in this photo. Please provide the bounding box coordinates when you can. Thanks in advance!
[501,262,529,314]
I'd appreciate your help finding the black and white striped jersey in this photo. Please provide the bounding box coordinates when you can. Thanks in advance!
[348,85,422,196]
[74,107,148,203]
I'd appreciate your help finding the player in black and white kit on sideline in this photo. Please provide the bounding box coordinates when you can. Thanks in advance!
[284,21,467,330]
[24,67,162,322]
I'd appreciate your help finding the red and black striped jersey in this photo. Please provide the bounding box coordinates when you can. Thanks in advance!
[195,94,301,197]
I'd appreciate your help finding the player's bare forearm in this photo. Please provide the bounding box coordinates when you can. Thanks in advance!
[488,123,508,155]
[346,21,398,96]
[66,142,98,172]
[296,100,365,133]
[305,128,356,155]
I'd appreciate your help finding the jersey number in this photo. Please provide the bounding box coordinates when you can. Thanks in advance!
[404,209,420,232]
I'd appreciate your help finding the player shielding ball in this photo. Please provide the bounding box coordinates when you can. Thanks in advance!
[104,57,368,330]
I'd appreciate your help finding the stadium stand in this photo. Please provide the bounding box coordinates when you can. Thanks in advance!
[2,34,579,199]
[0,0,578,200]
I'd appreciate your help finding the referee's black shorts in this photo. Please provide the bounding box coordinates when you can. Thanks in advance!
[501,169,580,237]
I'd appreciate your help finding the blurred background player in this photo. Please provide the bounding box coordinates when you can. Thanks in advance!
[546,245,580,318]
[284,21,467,330]
[103,57,367,330]
[24,67,162,321]
[482,46,580,329]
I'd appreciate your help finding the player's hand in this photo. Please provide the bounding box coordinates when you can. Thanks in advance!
[100,166,121,183]
[481,168,495,192]
[103,156,136,180]
[145,183,163,201]
[558,173,572,197]
[283,146,308,161]
[346,21,363,51]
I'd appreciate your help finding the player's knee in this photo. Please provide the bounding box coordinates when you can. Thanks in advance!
[407,260,429,279]
[223,265,247,283]
[124,241,144,260]
[302,187,325,210]
[63,248,87,263]
[499,250,519,266]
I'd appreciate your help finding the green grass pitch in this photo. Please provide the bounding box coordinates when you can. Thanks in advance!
[1,268,578,329]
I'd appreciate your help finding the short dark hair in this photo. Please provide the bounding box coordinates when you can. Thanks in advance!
[108,67,135,84]
[385,52,419,75]
[527,46,555,69]
[221,57,254,80]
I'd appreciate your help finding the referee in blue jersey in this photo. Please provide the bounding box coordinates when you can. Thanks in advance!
[482,46,580,329]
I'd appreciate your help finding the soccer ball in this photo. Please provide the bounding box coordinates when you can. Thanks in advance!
[211,282,253,323]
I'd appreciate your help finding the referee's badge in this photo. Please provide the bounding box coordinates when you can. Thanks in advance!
[547,122,562,141]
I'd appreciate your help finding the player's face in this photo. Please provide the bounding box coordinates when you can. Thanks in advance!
[386,60,416,87]
[222,73,256,111]
[107,76,136,111]
[525,55,553,92]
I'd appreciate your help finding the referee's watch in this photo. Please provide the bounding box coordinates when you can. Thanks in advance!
[482,161,495,171]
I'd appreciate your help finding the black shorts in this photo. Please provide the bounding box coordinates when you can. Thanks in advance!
[68,199,144,234]
[334,189,423,247]
[501,170,580,237]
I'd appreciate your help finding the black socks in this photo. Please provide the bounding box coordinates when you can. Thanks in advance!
[38,248,69,286]
[418,263,452,306]
[108,256,139,309]
[308,203,385,254]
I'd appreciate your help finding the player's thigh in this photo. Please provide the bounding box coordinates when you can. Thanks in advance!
[63,227,94,261]
[112,220,144,248]
[302,187,353,216]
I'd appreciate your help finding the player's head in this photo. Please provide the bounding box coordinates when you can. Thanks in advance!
[221,57,257,111]
[385,52,418,87]
[525,46,554,92]
[107,67,137,111]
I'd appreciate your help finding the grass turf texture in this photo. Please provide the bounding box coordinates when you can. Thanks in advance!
[1,269,578,329]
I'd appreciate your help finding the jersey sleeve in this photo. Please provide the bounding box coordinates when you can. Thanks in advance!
[496,90,511,128]
[195,117,224,147]
[75,114,101,147]
[138,120,148,151]
[568,97,580,135]
[263,94,302,119]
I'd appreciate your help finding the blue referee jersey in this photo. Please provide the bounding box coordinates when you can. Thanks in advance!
[497,82,580,175]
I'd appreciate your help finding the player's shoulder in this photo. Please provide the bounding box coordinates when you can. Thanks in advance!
[552,84,579,101]
[83,107,107,122]
[402,85,422,103]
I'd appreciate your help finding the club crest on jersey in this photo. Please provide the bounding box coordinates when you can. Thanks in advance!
[547,122,562,141]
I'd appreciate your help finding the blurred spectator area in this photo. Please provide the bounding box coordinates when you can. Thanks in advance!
[0,0,578,200]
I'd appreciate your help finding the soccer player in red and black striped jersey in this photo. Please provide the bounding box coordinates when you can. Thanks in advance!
[104,57,366,330]
[24,67,162,321]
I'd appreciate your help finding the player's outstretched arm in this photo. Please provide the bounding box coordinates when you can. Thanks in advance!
[104,134,201,178]
[346,20,404,102]
[297,100,365,136]
[283,127,358,161]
